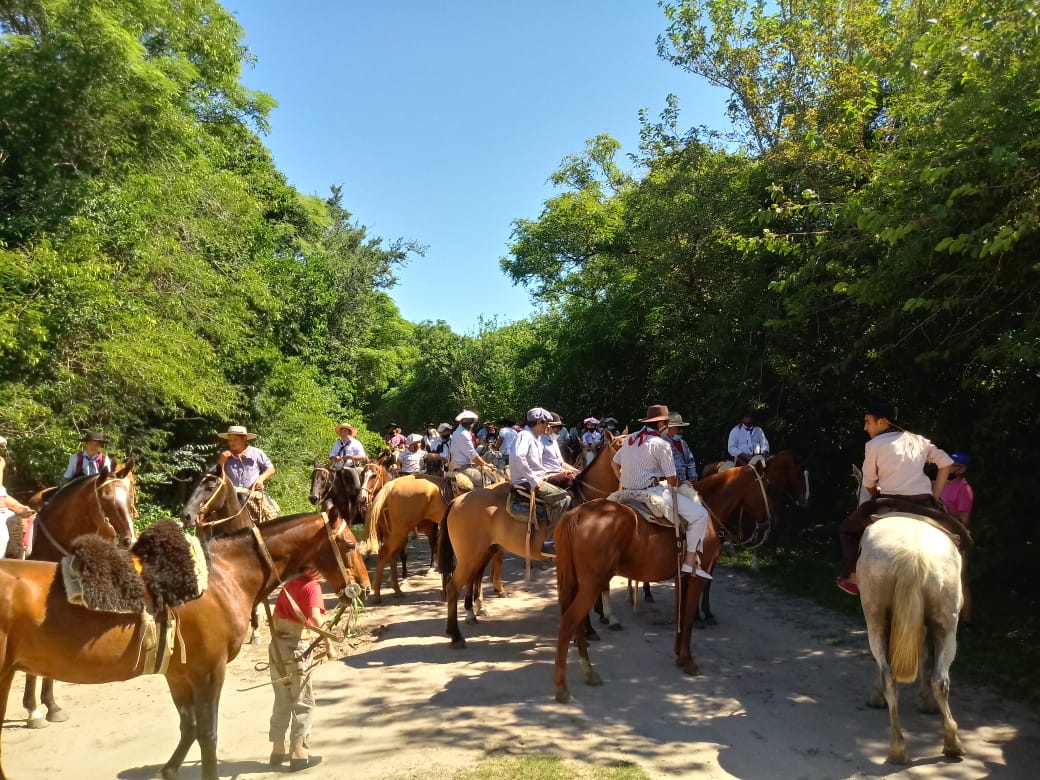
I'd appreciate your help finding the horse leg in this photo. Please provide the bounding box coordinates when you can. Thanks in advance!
[427,524,439,572]
[40,677,67,723]
[598,589,623,631]
[642,581,654,603]
[398,546,408,580]
[192,672,224,780]
[445,560,480,649]
[927,625,964,758]
[22,673,46,729]
[491,549,508,598]
[159,676,198,780]
[673,574,703,675]
[866,622,909,764]
[249,606,262,644]
[555,583,604,703]
[701,573,717,626]
[1,668,16,779]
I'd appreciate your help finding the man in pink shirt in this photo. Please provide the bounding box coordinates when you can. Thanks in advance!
[837,401,969,596]
[941,452,975,624]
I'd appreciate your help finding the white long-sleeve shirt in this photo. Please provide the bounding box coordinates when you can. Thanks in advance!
[727,424,769,458]
[509,427,546,489]
[862,430,952,496]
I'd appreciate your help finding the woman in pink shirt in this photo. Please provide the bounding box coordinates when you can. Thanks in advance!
[941,452,975,625]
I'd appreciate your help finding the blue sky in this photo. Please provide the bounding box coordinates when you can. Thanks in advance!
[224,1,729,334]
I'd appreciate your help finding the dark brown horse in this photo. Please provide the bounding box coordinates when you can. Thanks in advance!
[0,510,357,780]
[694,450,809,626]
[552,466,786,702]
[306,465,372,596]
[22,470,138,728]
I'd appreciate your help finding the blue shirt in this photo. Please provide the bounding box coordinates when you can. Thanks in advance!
[666,435,698,481]
[223,446,273,489]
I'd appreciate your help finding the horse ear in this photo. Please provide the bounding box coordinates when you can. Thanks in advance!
[115,456,137,478]
[604,430,614,443]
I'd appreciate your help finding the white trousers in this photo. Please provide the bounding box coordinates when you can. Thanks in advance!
[646,485,709,552]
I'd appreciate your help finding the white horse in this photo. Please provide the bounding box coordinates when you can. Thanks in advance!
[858,514,964,764]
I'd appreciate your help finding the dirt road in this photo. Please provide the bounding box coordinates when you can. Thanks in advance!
[3,549,1037,779]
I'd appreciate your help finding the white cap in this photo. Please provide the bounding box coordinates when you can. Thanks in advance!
[527,407,553,423]
[407,433,423,444]
[455,410,479,422]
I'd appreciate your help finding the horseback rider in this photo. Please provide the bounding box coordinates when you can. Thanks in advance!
[421,422,439,453]
[510,408,572,532]
[396,434,427,476]
[425,423,453,477]
[217,425,279,518]
[543,412,580,489]
[384,423,408,451]
[602,417,619,435]
[493,419,517,466]
[836,401,969,596]
[329,423,367,469]
[580,417,603,465]
[727,410,770,466]
[448,410,492,485]
[1,440,34,559]
[62,431,112,483]
[612,405,712,579]
[666,412,698,483]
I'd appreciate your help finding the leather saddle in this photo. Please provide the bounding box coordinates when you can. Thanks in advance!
[506,485,548,523]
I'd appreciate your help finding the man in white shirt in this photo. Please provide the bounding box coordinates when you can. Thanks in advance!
[836,401,966,596]
[494,419,517,466]
[510,408,571,531]
[727,411,770,465]
[396,434,427,476]
[329,423,367,470]
[613,405,712,579]
[449,410,491,485]
[542,413,580,489]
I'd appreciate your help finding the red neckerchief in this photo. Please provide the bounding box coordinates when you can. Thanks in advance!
[628,426,660,447]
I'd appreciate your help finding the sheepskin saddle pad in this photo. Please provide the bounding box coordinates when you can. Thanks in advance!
[607,485,697,530]
[62,520,208,614]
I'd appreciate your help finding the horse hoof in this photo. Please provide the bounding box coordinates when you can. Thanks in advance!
[373,595,384,605]
[496,589,510,599]
[555,689,571,704]
[886,751,910,766]
[598,615,609,625]
[46,708,69,723]
[158,765,179,780]
[584,671,603,687]
[705,616,718,626]
[679,659,700,676]
[450,638,467,650]
[248,630,262,645]
[585,630,601,642]
[27,717,48,729]
[465,615,479,625]
[608,622,623,632]
[644,592,655,604]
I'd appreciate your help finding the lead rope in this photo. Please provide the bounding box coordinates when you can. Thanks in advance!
[671,485,683,641]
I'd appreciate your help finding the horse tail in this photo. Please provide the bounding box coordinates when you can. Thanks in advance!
[365,481,391,555]
[438,506,456,598]
[554,509,578,612]
[888,545,927,683]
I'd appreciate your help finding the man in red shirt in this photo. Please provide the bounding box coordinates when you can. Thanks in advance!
[268,565,326,771]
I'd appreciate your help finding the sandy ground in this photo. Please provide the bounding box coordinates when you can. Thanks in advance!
[3,542,1039,780]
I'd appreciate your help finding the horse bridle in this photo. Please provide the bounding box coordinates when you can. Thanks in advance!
[249,511,355,601]
[34,475,126,556]
[311,465,336,504]
[195,470,255,528]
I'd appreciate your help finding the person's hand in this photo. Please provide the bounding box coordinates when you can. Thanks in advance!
[218,450,232,465]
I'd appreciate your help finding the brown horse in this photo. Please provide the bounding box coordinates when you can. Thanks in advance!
[22,470,138,728]
[0,510,357,780]
[437,434,623,647]
[551,465,787,702]
[181,466,263,538]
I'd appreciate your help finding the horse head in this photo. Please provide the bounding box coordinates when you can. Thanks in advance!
[96,473,137,548]
[765,450,810,508]
[309,462,333,506]
[181,466,225,529]
[336,466,363,522]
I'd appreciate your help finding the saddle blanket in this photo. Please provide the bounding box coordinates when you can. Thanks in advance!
[606,484,698,529]
[507,488,548,523]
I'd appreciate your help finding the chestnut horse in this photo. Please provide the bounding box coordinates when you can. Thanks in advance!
[858,515,964,764]
[551,466,787,702]
[0,510,358,780]
[22,469,138,729]
[437,434,623,647]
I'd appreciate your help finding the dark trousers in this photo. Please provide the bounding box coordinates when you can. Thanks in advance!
[839,493,972,576]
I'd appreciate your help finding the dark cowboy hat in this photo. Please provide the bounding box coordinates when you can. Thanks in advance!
[549,412,564,426]
[387,422,401,430]
[80,431,107,443]
[639,404,671,423]
[667,412,690,427]
[864,400,898,422]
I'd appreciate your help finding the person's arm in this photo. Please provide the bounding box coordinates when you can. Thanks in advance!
[931,465,951,500]
[62,454,78,481]
[861,445,880,496]
[759,430,770,454]
[2,493,32,514]
[727,428,740,458]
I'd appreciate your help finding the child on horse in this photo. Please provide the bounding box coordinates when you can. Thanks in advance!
[62,431,112,483]
[837,401,971,596]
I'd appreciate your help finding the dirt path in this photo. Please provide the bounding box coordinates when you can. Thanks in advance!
[3,546,1038,779]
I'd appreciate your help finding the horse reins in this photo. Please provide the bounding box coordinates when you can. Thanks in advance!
[195,470,257,529]
[36,475,125,556]
[311,465,336,504]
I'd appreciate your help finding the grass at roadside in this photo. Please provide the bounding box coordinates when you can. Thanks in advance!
[455,755,649,780]
[726,546,1040,708]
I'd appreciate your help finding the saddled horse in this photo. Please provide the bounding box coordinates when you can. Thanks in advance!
[307,465,372,596]
[858,514,964,764]
[0,510,358,780]
[22,470,138,729]
[693,449,809,626]
[551,465,787,702]
[360,462,392,521]
[437,434,624,646]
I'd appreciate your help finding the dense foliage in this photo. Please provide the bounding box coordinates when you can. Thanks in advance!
[2,0,1036,636]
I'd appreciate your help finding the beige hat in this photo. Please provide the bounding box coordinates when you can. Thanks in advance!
[455,409,479,422]
[407,433,423,445]
[639,404,671,423]
[335,422,356,436]
[218,425,257,440]
[668,412,690,427]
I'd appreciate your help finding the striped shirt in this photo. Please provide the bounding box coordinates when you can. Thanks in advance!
[613,427,676,490]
